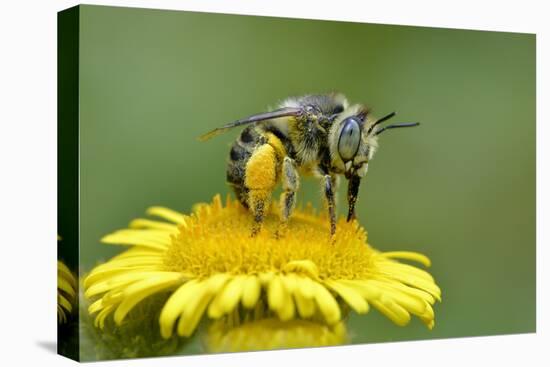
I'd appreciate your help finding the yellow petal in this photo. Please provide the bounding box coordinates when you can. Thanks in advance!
[338,279,381,300]
[371,300,402,325]
[176,275,232,331]
[95,304,115,329]
[88,299,104,314]
[159,280,200,338]
[311,282,340,324]
[101,289,123,306]
[386,272,441,301]
[267,276,286,312]
[294,287,316,318]
[208,276,245,318]
[57,305,66,324]
[58,262,77,288]
[372,295,411,326]
[177,286,214,337]
[85,270,170,299]
[205,273,232,293]
[258,272,274,285]
[58,277,76,299]
[241,276,261,309]
[220,275,246,314]
[146,206,185,224]
[113,273,182,325]
[57,260,70,274]
[277,278,296,321]
[421,302,435,320]
[381,262,435,282]
[370,277,435,304]
[129,218,178,231]
[95,256,163,268]
[110,247,162,260]
[58,294,72,313]
[101,230,170,250]
[418,302,436,329]
[382,295,410,320]
[368,280,427,315]
[110,229,172,241]
[84,266,161,289]
[283,260,319,279]
[295,276,315,299]
[379,251,431,267]
[325,280,369,314]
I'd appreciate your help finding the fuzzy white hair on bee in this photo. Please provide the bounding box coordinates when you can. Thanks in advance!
[278,92,349,113]
[263,94,346,138]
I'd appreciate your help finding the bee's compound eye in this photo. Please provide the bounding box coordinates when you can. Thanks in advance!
[338,117,361,162]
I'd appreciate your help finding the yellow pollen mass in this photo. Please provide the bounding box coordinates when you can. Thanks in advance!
[244,144,277,191]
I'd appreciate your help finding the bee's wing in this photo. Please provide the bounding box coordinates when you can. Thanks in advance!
[198,107,302,141]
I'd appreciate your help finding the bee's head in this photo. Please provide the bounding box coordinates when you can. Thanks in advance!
[329,106,420,178]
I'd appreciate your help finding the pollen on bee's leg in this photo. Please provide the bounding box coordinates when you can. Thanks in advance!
[244,144,277,191]
[244,143,278,236]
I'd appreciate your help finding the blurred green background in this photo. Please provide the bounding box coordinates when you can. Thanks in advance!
[76,4,535,356]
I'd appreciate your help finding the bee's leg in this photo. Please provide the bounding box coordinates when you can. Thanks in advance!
[244,144,278,236]
[323,174,337,236]
[347,175,361,221]
[277,157,299,236]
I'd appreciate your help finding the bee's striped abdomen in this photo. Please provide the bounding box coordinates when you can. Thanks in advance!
[226,126,262,207]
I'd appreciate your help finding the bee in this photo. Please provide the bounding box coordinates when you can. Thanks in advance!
[199,93,419,236]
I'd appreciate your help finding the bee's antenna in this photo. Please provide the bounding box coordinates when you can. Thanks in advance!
[367,112,396,134]
[375,122,420,136]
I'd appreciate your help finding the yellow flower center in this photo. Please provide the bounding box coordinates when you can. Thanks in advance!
[163,197,376,280]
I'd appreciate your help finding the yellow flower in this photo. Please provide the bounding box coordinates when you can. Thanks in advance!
[206,317,347,353]
[58,260,77,323]
[84,195,441,341]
